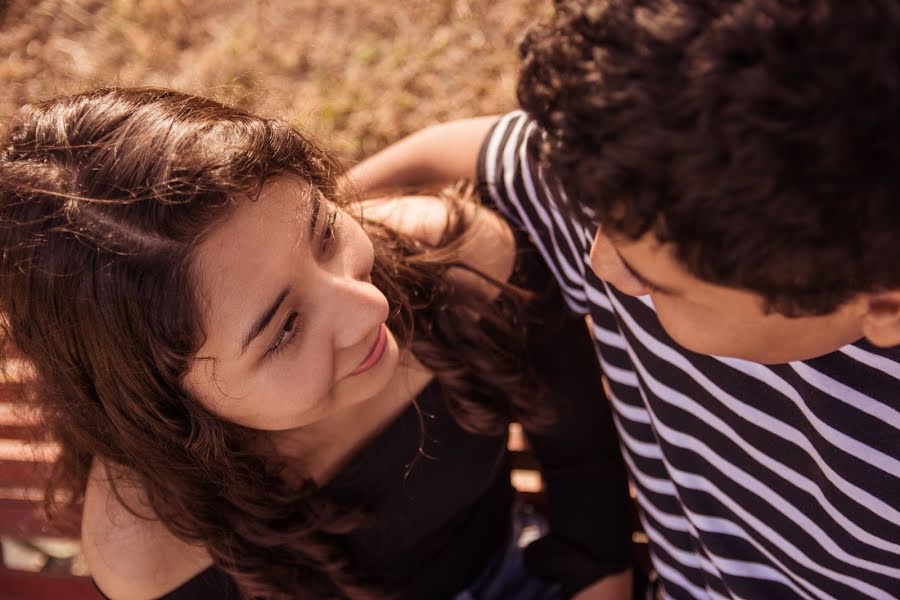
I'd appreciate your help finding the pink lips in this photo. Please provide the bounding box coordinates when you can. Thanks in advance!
[350,324,387,376]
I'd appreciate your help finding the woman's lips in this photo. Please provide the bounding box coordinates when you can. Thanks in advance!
[350,324,387,376]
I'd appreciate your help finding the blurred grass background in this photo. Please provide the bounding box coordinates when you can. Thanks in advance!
[0,0,548,164]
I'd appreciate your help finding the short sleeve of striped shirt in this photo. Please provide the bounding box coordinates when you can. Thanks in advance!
[477,110,593,316]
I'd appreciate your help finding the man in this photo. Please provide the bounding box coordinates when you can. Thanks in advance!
[346,1,900,598]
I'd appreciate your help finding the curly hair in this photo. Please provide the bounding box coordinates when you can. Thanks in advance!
[0,88,551,599]
[518,0,900,315]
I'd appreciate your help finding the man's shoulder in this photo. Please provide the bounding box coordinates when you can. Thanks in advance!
[478,110,541,182]
[478,111,574,224]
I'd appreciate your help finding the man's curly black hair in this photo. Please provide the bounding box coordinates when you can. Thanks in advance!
[517,0,900,316]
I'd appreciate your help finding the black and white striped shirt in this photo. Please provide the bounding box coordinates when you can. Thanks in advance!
[478,111,900,600]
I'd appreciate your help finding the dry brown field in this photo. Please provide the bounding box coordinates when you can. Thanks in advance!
[0,0,547,163]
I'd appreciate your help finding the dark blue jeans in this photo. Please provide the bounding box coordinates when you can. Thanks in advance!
[453,506,562,600]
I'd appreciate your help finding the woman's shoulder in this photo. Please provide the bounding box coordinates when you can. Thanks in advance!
[354,194,517,298]
[82,458,213,600]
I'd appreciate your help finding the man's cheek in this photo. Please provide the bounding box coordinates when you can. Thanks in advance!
[653,300,707,352]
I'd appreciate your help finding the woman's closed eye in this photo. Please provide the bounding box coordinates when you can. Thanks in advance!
[320,208,339,255]
[265,208,340,360]
[267,311,301,358]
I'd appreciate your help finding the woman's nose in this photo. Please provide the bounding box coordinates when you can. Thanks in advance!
[330,221,375,284]
[327,276,390,350]
[589,226,651,297]
[318,233,386,348]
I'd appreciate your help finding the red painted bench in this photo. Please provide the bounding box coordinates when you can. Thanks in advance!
[0,372,100,600]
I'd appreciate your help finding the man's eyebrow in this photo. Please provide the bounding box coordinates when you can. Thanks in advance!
[241,288,290,354]
[615,249,680,295]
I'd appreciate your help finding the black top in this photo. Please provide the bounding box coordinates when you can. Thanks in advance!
[93,232,633,600]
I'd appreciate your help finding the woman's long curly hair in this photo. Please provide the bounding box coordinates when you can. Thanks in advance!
[0,88,552,599]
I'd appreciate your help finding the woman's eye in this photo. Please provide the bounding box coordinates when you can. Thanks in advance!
[321,210,338,252]
[268,311,300,357]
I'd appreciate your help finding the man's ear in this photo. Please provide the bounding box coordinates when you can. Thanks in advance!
[859,290,900,348]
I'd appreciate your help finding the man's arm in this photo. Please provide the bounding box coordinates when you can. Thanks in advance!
[341,116,499,196]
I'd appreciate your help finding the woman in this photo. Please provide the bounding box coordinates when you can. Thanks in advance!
[0,88,632,599]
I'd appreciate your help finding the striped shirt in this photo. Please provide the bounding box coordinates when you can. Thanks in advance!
[477,111,900,600]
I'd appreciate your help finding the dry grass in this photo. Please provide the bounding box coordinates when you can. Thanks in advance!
[0,0,549,163]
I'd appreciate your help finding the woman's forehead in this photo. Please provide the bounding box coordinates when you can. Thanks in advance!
[189,178,318,348]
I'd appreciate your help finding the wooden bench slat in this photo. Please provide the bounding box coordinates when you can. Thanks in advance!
[0,498,55,538]
[0,567,100,600]
[0,403,39,427]
[0,462,51,490]
[0,440,58,463]
[0,427,38,442]
[0,387,29,405]
[509,450,540,471]
[510,468,543,494]
[0,361,31,385]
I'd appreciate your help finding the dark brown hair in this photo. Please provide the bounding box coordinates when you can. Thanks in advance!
[0,88,548,599]
[518,0,900,315]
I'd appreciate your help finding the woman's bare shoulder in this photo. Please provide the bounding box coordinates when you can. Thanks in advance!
[353,195,516,298]
[82,459,212,600]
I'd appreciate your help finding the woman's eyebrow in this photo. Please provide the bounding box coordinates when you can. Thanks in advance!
[615,249,680,295]
[239,192,321,355]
